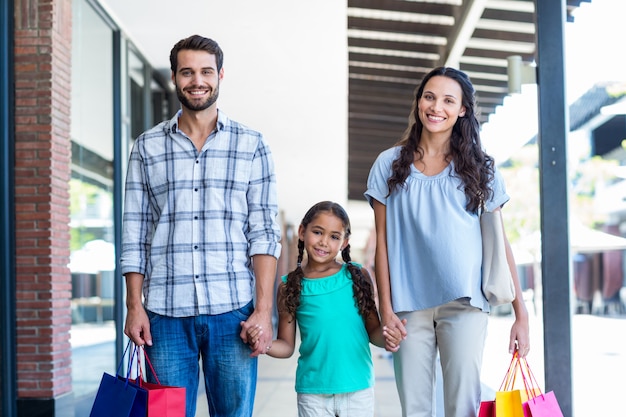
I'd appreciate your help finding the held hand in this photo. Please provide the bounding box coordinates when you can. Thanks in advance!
[242,323,264,351]
[381,313,408,352]
[124,307,152,347]
[240,309,273,357]
[382,319,407,352]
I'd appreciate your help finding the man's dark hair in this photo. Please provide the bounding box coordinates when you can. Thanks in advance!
[169,35,224,74]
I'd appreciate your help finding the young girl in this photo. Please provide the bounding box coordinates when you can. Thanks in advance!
[247,201,403,417]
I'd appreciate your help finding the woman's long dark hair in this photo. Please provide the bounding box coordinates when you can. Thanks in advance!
[279,201,376,321]
[387,66,494,213]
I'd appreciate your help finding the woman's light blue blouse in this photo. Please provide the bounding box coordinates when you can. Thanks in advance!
[364,146,509,313]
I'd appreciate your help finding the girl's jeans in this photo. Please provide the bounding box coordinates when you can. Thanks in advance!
[145,301,257,417]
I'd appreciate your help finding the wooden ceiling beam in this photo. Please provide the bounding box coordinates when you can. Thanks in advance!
[348,37,441,56]
[348,0,453,16]
[348,16,451,37]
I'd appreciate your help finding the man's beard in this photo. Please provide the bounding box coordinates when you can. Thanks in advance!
[176,83,220,111]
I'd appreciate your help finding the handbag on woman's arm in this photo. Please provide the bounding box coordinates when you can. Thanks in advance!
[481,209,516,306]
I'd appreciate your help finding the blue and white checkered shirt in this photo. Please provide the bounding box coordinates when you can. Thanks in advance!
[121,109,282,317]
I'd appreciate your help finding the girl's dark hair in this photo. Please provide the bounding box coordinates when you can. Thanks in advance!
[279,201,376,321]
[169,35,224,74]
[387,66,494,213]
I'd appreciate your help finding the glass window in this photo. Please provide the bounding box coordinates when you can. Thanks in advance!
[129,48,171,138]
[129,50,146,139]
[70,0,115,410]
[69,3,172,414]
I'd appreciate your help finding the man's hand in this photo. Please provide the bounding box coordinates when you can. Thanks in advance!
[240,309,273,357]
[124,273,151,346]
[124,306,152,347]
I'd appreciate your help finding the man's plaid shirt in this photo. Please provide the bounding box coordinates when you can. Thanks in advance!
[120,110,281,317]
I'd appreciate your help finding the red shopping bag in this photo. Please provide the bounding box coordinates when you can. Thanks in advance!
[137,380,186,417]
[478,400,495,417]
[518,357,564,417]
[132,346,186,417]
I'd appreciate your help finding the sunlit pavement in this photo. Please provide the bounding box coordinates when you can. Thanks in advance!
[246,311,626,417]
[72,311,625,417]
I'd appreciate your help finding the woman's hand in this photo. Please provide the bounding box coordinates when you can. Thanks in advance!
[381,310,407,352]
[509,312,530,357]
[382,318,407,352]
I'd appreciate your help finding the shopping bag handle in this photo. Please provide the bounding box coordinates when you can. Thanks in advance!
[115,339,138,389]
[518,355,545,402]
[506,351,541,401]
[498,351,519,391]
[499,350,537,401]
[135,345,161,386]
[143,348,161,385]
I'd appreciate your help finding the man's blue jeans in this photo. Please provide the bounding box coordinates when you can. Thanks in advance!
[145,302,257,417]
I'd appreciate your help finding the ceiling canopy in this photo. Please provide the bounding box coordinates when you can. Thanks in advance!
[347,0,590,199]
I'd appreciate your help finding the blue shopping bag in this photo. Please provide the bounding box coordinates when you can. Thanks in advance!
[90,341,148,417]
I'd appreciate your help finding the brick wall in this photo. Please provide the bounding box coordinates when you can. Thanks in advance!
[14,0,73,399]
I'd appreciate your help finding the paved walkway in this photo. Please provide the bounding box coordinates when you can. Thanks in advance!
[193,311,626,417]
[73,309,626,416]
[249,345,403,417]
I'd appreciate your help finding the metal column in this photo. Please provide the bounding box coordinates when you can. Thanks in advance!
[112,29,126,369]
[0,0,17,416]
[535,1,574,416]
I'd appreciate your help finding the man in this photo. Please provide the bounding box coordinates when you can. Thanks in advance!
[121,34,281,417]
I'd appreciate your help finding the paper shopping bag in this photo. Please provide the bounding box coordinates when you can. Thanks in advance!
[132,345,186,417]
[136,380,186,417]
[517,357,564,417]
[90,340,148,417]
[478,400,495,417]
[492,352,527,417]
[495,389,524,417]
[89,372,148,417]
[525,391,564,417]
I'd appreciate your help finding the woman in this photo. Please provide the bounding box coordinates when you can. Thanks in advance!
[364,67,529,417]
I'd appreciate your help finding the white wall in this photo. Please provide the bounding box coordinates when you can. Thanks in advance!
[101,0,351,230]
[215,1,349,228]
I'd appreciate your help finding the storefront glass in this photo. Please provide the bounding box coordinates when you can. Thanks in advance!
[69,2,171,414]
[70,0,115,410]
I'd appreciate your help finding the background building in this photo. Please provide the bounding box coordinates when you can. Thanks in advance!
[0,1,607,416]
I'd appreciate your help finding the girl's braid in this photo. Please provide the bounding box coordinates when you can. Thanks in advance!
[280,239,305,320]
[342,244,376,319]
